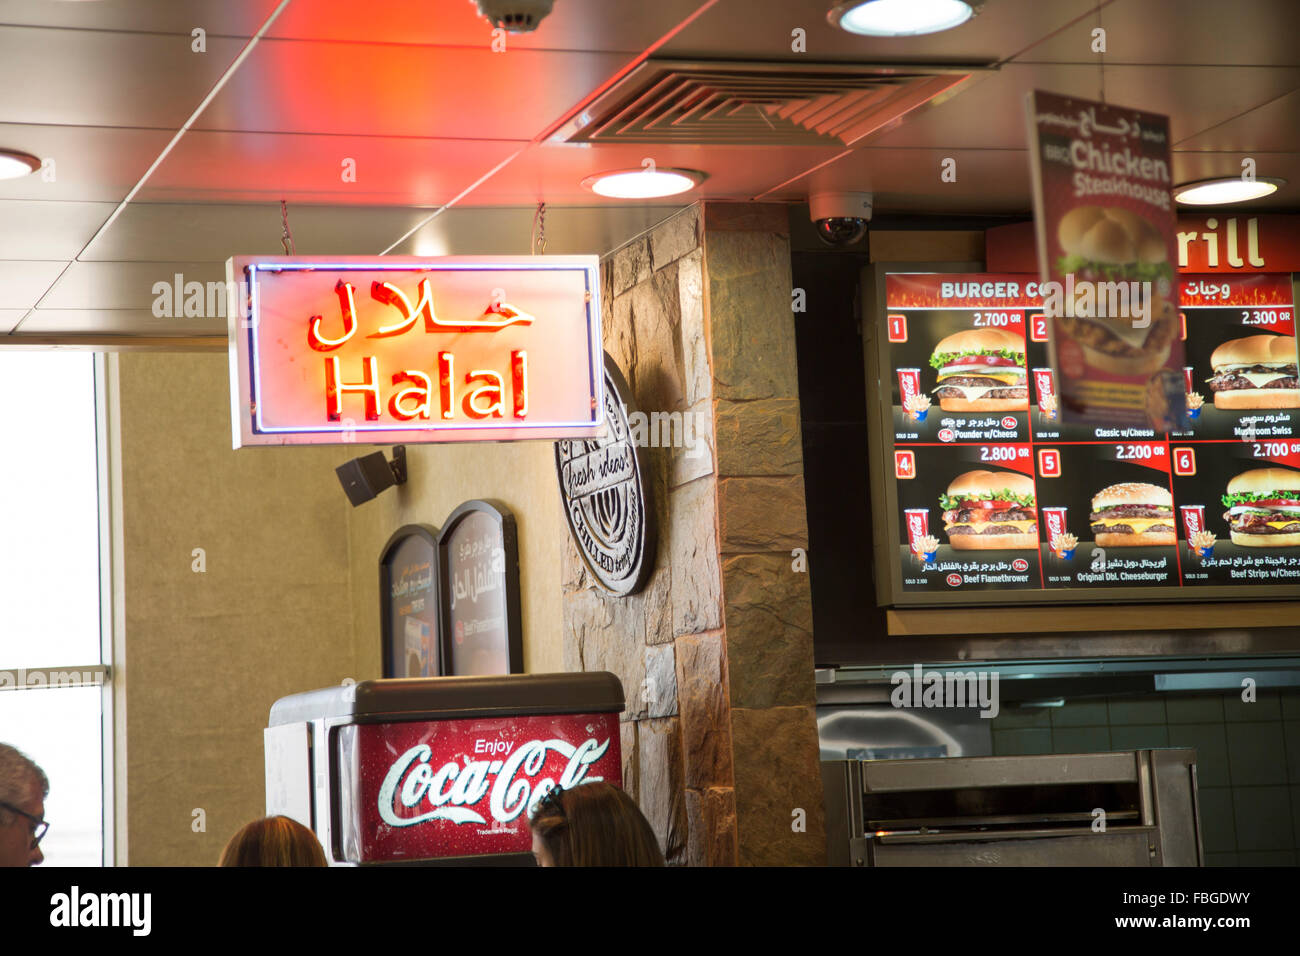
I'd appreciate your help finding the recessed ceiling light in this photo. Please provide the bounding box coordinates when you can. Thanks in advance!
[1173,176,1284,206]
[0,149,41,180]
[580,167,705,200]
[828,0,980,37]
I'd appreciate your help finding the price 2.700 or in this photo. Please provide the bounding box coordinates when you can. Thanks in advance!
[1254,441,1300,458]
[972,312,1015,327]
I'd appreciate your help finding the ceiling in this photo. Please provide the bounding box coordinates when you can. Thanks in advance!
[0,0,1297,342]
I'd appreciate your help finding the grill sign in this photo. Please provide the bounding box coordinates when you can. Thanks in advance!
[226,255,603,447]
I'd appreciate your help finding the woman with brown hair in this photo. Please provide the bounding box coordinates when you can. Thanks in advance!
[219,815,328,867]
[529,782,664,867]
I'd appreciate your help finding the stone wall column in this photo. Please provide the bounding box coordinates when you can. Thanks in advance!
[562,202,825,865]
[703,203,826,865]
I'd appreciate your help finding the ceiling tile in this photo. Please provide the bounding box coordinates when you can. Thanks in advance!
[0,125,173,201]
[663,0,1097,62]
[0,28,250,128]
[868,63,1300,149]
[0,309,27,334]
[38,260,227,311]
[0,0,279,34]
[193,42,628,138]
[268,0,706,51]
[1022,0,1300,66]
[1176,89,1300,152]
[0,201,115,259]
[135,131,523,205]
[388,204,688,256]
[462,141,846,204]
[0,261,68,309]
[81,203,450,261]
[13,309,223,337]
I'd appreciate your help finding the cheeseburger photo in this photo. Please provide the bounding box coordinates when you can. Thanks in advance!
[1090,482,1176,547]
[939,470,1038,550]
[1053,205,1176,376]
[1206,334,1300,409]
[1221,467,1300,547]
[929,328,1028,412]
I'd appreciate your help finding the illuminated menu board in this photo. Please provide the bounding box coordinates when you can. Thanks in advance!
[875,271,1300,605]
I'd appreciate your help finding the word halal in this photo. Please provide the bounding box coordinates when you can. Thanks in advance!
[307,278,532,423]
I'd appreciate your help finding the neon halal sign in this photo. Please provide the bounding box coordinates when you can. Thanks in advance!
[227,256,604,448]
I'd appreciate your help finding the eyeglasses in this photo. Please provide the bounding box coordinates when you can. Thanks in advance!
[0,801,49,847]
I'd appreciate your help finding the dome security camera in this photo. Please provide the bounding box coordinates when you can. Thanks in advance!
[810,191,872,247]
[472,0,555,32]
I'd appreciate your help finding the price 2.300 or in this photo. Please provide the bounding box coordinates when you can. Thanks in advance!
[1240,310,1292,325]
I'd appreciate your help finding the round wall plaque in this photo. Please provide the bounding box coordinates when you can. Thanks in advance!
[556,354,655,595]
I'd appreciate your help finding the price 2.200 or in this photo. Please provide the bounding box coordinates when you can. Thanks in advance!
[1116,444,1161,460]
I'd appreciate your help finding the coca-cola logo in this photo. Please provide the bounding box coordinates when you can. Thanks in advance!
[1012,558,1029,572]
[906,514,925,535]
[377,736,610,828]
[1034,370,1054,395]
[945,573,963,587]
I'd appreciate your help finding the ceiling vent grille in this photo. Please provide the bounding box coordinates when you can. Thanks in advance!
[552,59,987,147]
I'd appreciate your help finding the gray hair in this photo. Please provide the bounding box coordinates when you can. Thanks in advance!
[0,744,48,824]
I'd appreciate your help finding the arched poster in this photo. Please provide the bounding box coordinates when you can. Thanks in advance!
[379,524,439,678]
[437,500,522,676]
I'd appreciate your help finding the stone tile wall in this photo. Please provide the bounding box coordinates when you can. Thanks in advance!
[561,202,826,866]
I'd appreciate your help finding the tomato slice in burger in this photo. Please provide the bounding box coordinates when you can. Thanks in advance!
[1240,498,1300,509]
[962,499,1017,511]
[941,355,1022,370]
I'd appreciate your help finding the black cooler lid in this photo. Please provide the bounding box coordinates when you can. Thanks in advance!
[268,671,624,726]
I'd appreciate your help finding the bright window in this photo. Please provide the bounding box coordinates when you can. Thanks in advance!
[0,351,107,866]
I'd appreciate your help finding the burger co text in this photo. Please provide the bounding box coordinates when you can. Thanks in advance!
[941,276,1153,326]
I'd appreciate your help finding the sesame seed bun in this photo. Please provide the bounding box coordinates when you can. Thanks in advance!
[946,469,1036,499]
[1091,482,1173,511]
[1210,334,1298,369]
[932,327,1026,356]
[1225,467,1300,497]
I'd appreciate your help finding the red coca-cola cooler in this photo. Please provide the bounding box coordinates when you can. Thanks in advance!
[264,672,624,865]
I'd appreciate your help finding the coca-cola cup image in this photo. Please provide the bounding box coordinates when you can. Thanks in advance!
[904,508,937,562]
[1182,366,1194,394]
[1042,507,1074,558]
[1032,368,1057,421]
[897,368,924,420]
[1180,505,1207,554]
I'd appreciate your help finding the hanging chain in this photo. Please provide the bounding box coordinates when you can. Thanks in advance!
[280,199,296,255]
[531,201,547,255]
[1097,7,1106,104]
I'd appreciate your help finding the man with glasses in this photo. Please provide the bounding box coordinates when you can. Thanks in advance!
[0,743,48,867]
